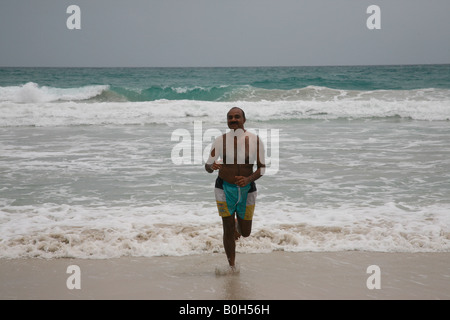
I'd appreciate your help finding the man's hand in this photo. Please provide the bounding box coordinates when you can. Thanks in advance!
[206,161,222,173]
[235,176,250,187]
[211,161,222,171]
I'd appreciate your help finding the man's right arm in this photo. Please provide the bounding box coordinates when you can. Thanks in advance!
[205,135,223,173]
[205,156,222,173]
[205,145,216,173]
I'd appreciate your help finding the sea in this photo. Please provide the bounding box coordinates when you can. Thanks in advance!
[0,65,449,259]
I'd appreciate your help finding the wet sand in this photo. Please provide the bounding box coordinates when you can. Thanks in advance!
[0,252,449,300]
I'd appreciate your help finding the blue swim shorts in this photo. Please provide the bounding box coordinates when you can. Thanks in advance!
[214,177,257,221]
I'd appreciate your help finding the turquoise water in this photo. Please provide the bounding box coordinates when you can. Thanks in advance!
[0,65,449,258]
[1,65,449,102]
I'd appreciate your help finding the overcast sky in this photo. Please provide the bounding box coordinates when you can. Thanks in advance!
[1,0,449,67]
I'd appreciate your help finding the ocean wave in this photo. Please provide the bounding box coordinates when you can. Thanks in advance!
[0,202,448,259]
[0,98,449,127]
[1,82,449,126]
[0,82,240,103]
[0,82,109,103]
[2,82,450,104]
[110,85,235,102]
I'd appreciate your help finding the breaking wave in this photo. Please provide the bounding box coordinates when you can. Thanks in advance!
[2,82,450,103]
[1,82,449,127]
[0,203,448,259]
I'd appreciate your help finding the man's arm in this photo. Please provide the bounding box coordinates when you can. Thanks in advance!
[248,163,265,183]
[205,162,222,173]
[205,140,222,173]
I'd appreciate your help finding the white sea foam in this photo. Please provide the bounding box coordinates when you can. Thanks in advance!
[0,82,109,103]
[1,84,450,126]
[0,97,449,127]
[0,201,448,259]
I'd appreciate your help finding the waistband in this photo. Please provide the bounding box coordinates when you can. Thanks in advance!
[215,176,257,192]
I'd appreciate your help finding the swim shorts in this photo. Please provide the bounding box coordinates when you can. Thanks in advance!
[214,177,257,221]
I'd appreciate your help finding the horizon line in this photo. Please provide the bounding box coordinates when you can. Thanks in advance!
[1,62,450,69]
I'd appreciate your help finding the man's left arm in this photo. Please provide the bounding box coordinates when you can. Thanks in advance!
[248,136,266,182]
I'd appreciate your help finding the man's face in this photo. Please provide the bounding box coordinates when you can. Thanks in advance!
[227,108,245,130]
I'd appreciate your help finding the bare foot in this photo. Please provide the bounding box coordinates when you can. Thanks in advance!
[215,263,240,276]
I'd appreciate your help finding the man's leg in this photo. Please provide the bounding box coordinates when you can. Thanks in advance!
[222,214,236,267]
[237,217,252,238]
[235,185,255,238]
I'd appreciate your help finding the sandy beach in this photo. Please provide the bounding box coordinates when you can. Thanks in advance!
[0,251,448,300]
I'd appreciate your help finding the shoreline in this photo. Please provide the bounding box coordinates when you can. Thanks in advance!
[1,251,449,300]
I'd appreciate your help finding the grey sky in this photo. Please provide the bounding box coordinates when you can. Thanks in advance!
[1,0,449,67]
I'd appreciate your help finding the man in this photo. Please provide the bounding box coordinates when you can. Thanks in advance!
[205,107,265,271]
